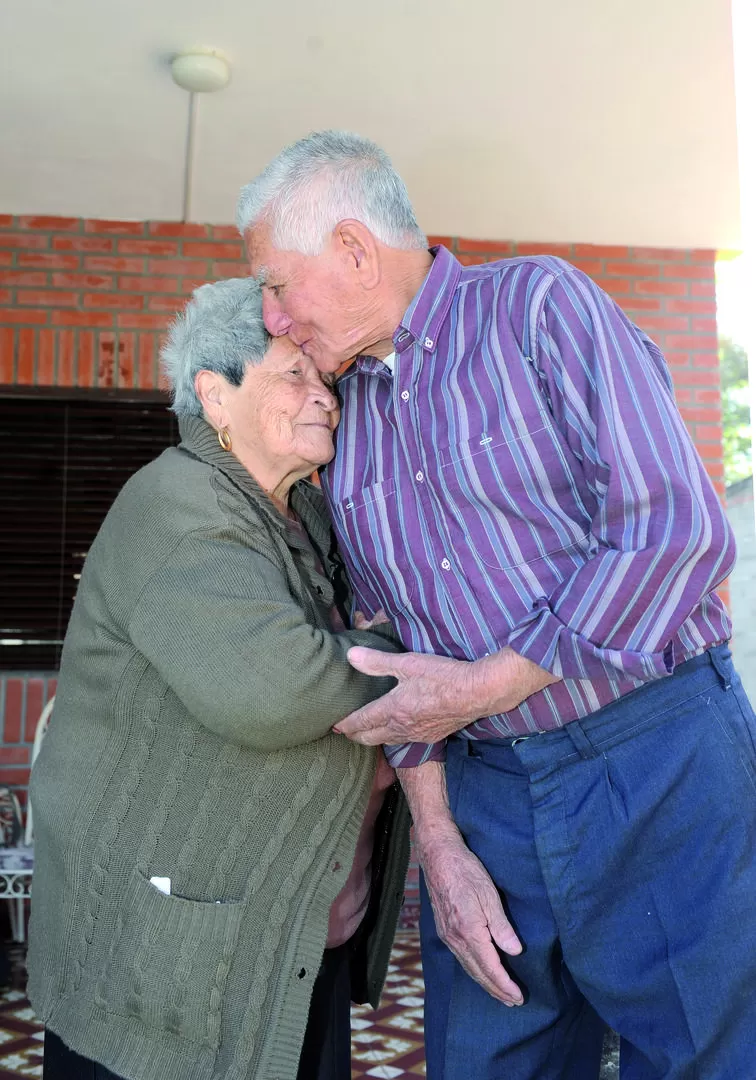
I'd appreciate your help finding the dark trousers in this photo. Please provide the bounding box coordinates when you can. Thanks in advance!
[43,1030,121,1080]
[43,943,352,1080]
[422,645,756,1079]
[297,942,352,1080]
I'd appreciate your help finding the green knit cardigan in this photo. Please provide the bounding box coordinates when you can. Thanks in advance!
[27,415,410,1080]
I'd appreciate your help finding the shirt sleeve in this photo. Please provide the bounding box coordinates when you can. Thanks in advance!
[505,268,735,682]
[384,739,447,768]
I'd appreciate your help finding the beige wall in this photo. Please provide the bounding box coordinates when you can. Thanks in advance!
[0,0,740,248]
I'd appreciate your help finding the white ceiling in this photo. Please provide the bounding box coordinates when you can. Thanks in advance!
[0,0,741,248]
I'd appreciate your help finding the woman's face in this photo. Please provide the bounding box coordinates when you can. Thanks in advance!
[224,337,340,485]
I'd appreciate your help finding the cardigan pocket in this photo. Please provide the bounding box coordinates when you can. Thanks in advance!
[95,867,243,1050]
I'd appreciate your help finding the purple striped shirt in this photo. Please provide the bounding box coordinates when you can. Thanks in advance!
[321,246,735,767]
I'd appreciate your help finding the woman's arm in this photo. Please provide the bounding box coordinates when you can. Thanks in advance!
[129,527,399,752]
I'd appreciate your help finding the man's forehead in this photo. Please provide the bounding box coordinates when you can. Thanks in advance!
[244,226,275,272]
[246,242,291,283]
[253,260,293,288]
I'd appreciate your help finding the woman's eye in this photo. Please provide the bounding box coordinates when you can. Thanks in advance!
[288,368,303,377]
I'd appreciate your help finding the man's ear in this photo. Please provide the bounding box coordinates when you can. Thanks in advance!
[194,370,227,429]
[334,219,381,290]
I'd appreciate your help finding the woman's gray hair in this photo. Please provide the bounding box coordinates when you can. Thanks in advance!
[160,277,271,417]
[236,130,427,257]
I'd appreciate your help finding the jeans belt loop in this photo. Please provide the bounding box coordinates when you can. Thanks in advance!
[564,717,600,760]
[707,646,732,691]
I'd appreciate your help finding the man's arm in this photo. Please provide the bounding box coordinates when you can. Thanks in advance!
[397,761,524,1005]
[506,268,736,683]
[336,267,735,751]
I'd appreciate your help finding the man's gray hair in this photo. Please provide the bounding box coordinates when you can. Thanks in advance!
[160,277,270,417]
[236,130,427,256]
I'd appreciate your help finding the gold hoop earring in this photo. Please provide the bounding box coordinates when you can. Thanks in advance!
[217,427,232,452]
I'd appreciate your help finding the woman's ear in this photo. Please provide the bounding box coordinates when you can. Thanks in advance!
[194,370,227,429]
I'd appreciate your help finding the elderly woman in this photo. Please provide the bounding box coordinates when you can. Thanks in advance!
[27,277,410,1080]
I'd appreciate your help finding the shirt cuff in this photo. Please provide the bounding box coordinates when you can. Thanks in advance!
[506,596,673,683]
[384,740,447,767]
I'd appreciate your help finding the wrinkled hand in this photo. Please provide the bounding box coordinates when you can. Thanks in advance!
[334,649,474,745]
[420,828,523,1005]
[336,645,558,746]
[353,608,390,630]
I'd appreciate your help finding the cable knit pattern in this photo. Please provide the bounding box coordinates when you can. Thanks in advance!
[27,414,410,1080]
[208,756,287,900]
[138,724,196,870]
[176,745,242,879]
[228,749,362,1080]
[73,697,160,992]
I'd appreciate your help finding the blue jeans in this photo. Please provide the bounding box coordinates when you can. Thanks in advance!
[421,646,756,1079]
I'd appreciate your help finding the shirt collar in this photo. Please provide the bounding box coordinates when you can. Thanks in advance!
[395,244,461,355]
[345,245,462,382]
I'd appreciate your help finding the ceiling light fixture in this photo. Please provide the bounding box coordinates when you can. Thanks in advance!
[171,48,232,222]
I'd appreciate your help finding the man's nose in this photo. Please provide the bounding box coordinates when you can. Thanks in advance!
[261,291,292,336]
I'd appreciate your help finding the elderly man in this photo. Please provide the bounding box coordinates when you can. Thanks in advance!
[239,131,756,1080]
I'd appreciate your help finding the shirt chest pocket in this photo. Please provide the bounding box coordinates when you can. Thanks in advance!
[438,425,591,571]
[333,476,416,618]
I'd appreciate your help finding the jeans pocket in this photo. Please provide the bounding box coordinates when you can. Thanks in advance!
[95,867,243,1050]
[711,687,756,792]
[732,680,756,766]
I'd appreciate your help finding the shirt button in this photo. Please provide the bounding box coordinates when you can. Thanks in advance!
[415,470,424,482]
[441,558,451,571]
[401,390,410,401]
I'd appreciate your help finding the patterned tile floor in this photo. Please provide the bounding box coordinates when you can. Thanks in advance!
[351,930,425,1078]
[0,930,619,1079]
[0,989,43,1078]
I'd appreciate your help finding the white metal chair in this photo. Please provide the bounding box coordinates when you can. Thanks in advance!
[23,695,54,848]
[0,695,54,943]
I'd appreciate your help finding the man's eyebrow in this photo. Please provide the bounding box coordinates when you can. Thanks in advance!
[254,266,271,286]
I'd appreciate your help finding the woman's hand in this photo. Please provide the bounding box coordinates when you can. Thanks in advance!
[353,608,390,630]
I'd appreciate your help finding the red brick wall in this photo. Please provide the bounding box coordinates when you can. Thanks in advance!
[0,216,243,390]
[0,217,724,810]
[0,676,57,804]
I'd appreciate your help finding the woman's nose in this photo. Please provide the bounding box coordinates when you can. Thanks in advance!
[312,381,338,411]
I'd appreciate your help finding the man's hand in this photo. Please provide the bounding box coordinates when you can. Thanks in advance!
[398,761,523,1006]
[333,645,557,746]
[420,827,524,1006]
[334,650,473,744]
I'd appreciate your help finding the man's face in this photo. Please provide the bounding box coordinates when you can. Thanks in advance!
[246,224,371,374]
